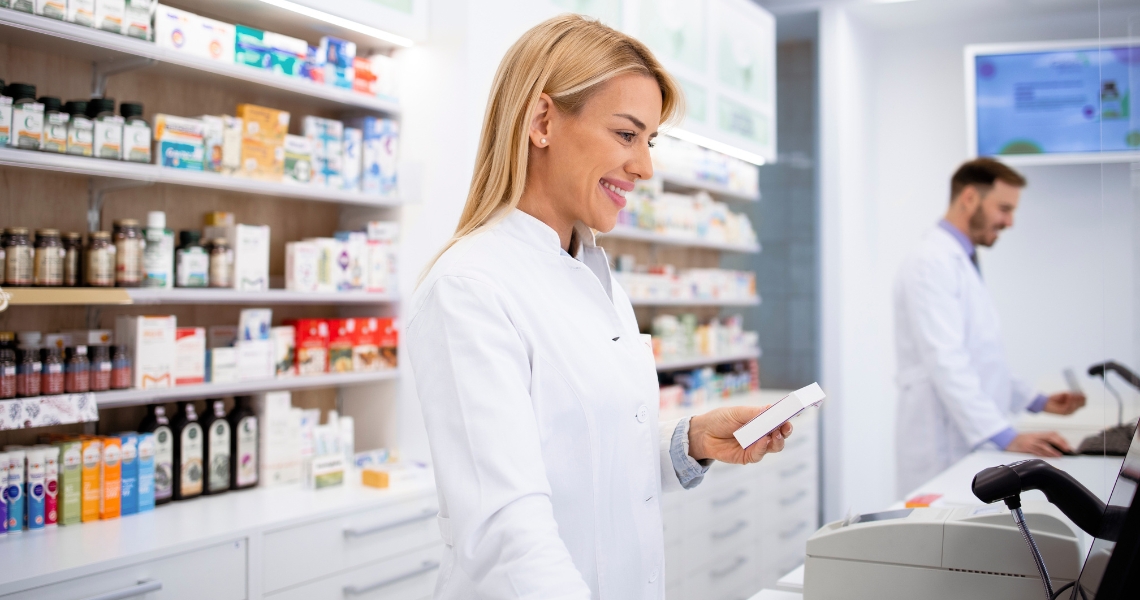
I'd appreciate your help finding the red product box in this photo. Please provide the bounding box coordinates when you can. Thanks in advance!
[328,318,356,373]
[353,57,376,95]
[377,318,398,369]
[287,319,329,375]
[353,317,381,372]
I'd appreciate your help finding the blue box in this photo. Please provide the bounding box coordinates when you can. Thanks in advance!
[135,433,155,512]
[118,433,139,516]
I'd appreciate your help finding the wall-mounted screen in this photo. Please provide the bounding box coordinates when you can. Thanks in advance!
[966,40,1140,164]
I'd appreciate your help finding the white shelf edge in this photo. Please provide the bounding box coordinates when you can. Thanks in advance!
[126,289,400,305]
[0,148,401,207]
[658,173,760,202]
[599,226,761,254]
[993,151,1140,167]
[0,10,400,114]
[655,349,761,371]
[629,297,761,307]
[95,371,398,408]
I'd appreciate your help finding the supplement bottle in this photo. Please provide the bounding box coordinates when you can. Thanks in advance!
[62,232,82,286]
[208,238,233,288]
[113,219,143,287]
[4,228,32,286]
[142,211,174,289]
[120,102,151,163]
[64,346,89,393]
[170,401,204,501]
[38,96,68,153]
[175,230,209,287]
[110,345,131,389]
[0,349,15,399]
[40,347,64,396]
[87,98,123,160]
[88,345,111,391]
[201,399,231,495]
[137,404,173,505]
[32,229,63,287]
[85,231,115,287]
[227,396,259,489]
[15,348,41,398]
[65,100,94,157]
[6,84,43,150]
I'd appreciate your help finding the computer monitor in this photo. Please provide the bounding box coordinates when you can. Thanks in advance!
[1069,426,1140,598]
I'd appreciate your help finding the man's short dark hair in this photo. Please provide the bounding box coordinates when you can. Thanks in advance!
[950,158,1027,203]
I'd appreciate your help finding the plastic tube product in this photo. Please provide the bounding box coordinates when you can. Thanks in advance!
[100,437,122,519]
[5,449,25,532]
[0,452,8,535]
[26,449,45,530]
[136,433,155,512]
[118,433,139,516]
[41,445,59,526]
[57,440,82,525]
[80,439,101,522]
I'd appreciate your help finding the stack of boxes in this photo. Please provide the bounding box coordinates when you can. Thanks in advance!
[285,221,399,294]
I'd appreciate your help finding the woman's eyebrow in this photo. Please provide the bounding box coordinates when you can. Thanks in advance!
[613,113,646,131]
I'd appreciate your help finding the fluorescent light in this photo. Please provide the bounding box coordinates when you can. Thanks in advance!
[665,128,767,165]
[256,0,414,47]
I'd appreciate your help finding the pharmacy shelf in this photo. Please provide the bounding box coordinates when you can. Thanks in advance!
[4,287,399,306]
[629,296,760,308]
[655,349,761,372]
[659,173,760,202]
[599,226,761,254]
[94,370,399,408]
[0,147,400,207]
[4,287,132,305]
[0,9,400,115]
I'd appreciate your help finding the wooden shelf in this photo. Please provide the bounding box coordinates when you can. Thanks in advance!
[659,173,760,202]
[629,296,761,307]
[0,9,400,114]
[0,148,401,207]
[4,287,398,306]
[6,287,132,305]
[599,226,761,253]
[655,349,762,372]
[95,370,399,408]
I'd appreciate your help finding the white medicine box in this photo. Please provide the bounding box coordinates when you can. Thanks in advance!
[115,315,176,389]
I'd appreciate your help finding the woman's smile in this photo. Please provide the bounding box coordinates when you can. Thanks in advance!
[599,177,633,209]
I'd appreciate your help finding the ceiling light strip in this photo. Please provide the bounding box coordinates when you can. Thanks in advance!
[256,0,414,47]
[665,128,767,166]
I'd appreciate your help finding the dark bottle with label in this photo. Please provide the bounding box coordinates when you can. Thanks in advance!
[170,401,203,501]
[227,396,259,490]
[137,404,174,505]
[201,399,231,495]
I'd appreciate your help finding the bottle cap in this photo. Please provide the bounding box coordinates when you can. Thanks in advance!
[37,96,61,112]
[85,97,116,118]
[6,83,36,102]
[64,100,89,116]
[6,227,28,235]
[147,211,166,230]
[178,230,201,246]
[90,231,111,240]
[120,102,144,119]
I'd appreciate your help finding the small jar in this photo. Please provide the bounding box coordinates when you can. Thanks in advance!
[38,96,69,154]
[208,238,233,288]
[87,97,123,160]
[7,83,43,150]
[16,348,42,398]
[62,232,82,287]
[33,228,64,287]
[110,345,131,390]
[113,219,144,287]
[176,230,209,288]
[65,100,94,157]
[120,102,151,163]
[85,231,116,287]
[41,347,64,396]
[0,349,16,399]
[65,346,90,393]
[4,227,33,286]
[89,345,112,392]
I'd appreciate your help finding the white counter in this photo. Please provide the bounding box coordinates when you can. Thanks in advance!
[752,450,1125,600]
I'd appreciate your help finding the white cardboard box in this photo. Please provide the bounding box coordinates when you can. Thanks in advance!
[255,392,301,486]
[233,224,270,291]
[174,327,206,386]
[285,241,319,292]
[115,315,176,389]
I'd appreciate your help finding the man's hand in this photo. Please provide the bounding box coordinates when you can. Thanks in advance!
[1006,431,1072,457]
[1044,392,1086,415]
[688,405,793,465]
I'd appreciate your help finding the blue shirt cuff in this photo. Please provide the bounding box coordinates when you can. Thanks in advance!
[1027,394,1048,413]
[990,427,1018,450]
[670,416,712,489]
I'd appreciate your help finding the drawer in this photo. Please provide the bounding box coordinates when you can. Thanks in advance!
[681,545,761,600]
[266,544,440,600]
[682,513,760,573]
[8,539,246,600]
[263,497,438,593]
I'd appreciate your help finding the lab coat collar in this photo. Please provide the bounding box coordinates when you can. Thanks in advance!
[497,208,614,301]
[937,219,976,259]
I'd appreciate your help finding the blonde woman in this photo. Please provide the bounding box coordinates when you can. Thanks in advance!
[407,15,792,598]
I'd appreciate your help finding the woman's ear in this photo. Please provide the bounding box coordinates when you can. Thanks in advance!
[529,93,553,148]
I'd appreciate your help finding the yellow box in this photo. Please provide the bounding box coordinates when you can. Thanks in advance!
[236,104,289,143]
[238,138,285,181]
[361,468,389,489]
[236,104,289,181]
[80,438,102,523]
[100,437,122,520]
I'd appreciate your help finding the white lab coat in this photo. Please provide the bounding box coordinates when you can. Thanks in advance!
[407,209,683,599]
[894,226,1038,494]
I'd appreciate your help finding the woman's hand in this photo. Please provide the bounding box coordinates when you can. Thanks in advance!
[688,405,793,465]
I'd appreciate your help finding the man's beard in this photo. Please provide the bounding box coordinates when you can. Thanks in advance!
[969,205,993,247]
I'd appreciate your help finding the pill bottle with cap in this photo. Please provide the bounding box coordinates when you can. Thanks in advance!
[62,232,82,286]
[176,231,209,287]
[3,228,32,287]
[143,211,174,289]
[87,98,123,160]
[65,100,94,157]
[85,231,116,287]
[7,84,43,150]
[37,96,68,153]
[32,229,63,287]
[0,79,12,147]
[113,219,144,287]
[120,102,151,163]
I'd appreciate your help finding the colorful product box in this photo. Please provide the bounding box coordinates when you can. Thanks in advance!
[319,36,356,89]
[0,97,12,147]
[302,116,344,188]
[328,319,356,373]
[154,114,205,170]
[115,315,177,389]
[35,0,66,20]
[123,0,155,40]
[353,318,381,372]
[288,319,329,375]
[285,241,319,292]
[352,56,375,95]
[174,327,206,386]
[67,0,95,26]
[43,445,59,526]
[136,433,155,512]
[312,237,341,293]
[236,104,289,181]
[80,438,101,522]
[333,231,366,291]
[57,440,81,525]
[95,0,125,34]
[348,117,399,197]
[301,46,325,83]
[99,436,121,520]
[378,318,398,369]
[118,433,138,516]
[156,6,235,61]
[284,134,313,185]
[272,326,296,378]
[235,25,307,76]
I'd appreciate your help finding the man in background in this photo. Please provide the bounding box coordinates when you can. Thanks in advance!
[893,158,1086,495]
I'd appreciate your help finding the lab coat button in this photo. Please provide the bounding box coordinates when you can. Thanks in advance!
[636,405,648,423]
[649,567,659,583]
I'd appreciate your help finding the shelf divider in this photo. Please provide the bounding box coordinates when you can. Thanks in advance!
[95,371,400,408]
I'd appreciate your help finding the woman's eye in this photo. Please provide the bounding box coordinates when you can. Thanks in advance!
[618,132,635,142]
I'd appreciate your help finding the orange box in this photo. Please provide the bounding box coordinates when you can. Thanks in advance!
[100,437,122,520]
[361,467,388,489]
[236,104,289,181]
[80,438,102,523]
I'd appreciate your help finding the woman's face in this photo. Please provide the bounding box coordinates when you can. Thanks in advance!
[526,72,662,235]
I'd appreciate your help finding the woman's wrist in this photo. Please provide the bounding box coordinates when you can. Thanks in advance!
[687,414,708,461]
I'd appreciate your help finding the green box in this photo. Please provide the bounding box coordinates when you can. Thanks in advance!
[56,440,82,526]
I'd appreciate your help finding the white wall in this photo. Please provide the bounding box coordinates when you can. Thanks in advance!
[818,3,1139,520]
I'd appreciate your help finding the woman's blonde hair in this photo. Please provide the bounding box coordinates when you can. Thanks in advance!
[422,14,683,278]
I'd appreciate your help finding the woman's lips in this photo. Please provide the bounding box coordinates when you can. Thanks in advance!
[600,178,631,209]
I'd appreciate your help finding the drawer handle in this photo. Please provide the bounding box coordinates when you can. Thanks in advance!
[344,508,437,538]
[710,519,749,541]
[779,489,808,507]
[343,560,441,596]
[710,556,747,579]
[710,488,748,508]
[779,521,809,540]
[80,579,162,600]
[779,463,808,478]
